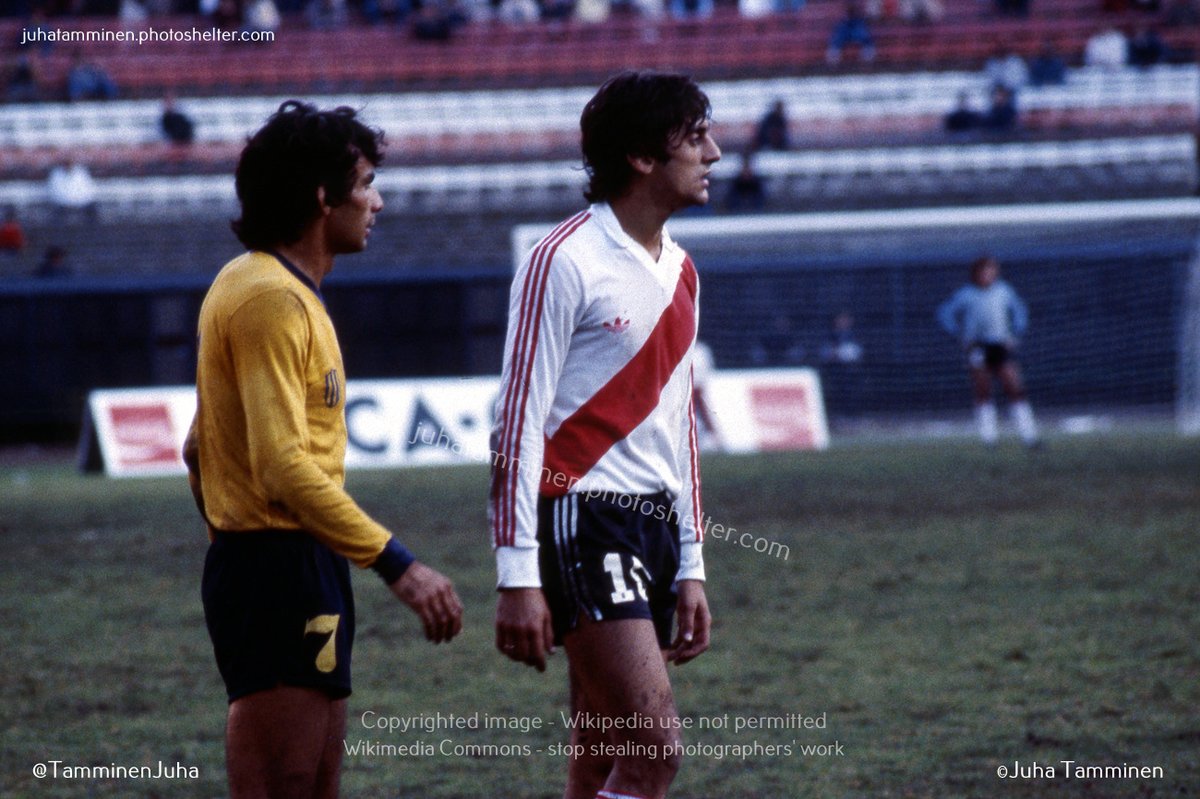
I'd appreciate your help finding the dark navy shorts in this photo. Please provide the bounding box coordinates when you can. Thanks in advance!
[202,530,355,703]
[968,341,1012,370]
[537,490,681,649]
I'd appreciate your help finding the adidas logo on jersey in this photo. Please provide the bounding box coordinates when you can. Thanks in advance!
[603,316,630,333]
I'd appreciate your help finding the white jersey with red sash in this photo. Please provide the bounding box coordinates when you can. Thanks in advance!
[490,202,705,589]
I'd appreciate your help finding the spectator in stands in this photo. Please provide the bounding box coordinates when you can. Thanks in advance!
[981,84,1018,131]
[16,9,53,55]
[161,93,196,146]
[119,0,150,25]
[1028,40,1067,86]
[670,0,714,19]
[47,160,99,223]
[984,47,1029,93]
[243,0,282,35]
[820,310,864,365]
[539,0,575,20]
[34,245,71,279]
[210,0,242,29]
[5,55,39,103]
[0,207,27,256]
[994,0,1028,15]
[1128,25,1167,67]
[944,90,981,134]
[937,255,1042,449]
[66,51,118,102]
[412,1,458,38]
[307,0,349,27]
[755,100,791,151]
[738,0,774,18]
[899,0,943,23]
[726,152,766,213]
[1084,26,1129,69]
[631,0,667,16]
[575,0,610,22]
[497,0,539,20]
[826,0,876,65]
[818,309,865,422]
[752,314,805,365]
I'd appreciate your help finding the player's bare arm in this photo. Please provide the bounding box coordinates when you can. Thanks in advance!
[495,587,555,671]
[668,579,711,665]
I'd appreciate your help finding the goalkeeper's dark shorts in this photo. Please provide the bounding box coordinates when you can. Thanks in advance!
[202,529,355,703]
[968,341,1012,370]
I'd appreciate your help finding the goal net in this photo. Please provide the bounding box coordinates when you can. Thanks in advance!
[515,198,1200,435]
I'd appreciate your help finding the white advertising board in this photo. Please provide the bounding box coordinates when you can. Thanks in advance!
[84,369,827,478]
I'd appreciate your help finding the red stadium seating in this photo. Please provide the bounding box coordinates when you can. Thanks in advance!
[1,2,1193,97]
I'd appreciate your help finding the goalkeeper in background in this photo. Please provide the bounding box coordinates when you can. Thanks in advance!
[937,254,1042,448]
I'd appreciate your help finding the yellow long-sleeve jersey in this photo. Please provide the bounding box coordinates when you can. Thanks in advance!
[190,251,411,578]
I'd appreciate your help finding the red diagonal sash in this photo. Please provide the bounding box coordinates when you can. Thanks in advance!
[541,258,697,495]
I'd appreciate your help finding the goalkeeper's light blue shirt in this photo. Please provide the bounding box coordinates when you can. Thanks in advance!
[937,280,1029,345]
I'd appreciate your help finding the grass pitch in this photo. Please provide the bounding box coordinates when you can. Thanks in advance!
[1,433,1198,798]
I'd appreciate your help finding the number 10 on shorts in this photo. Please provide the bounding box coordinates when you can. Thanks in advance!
[604,553,650,604]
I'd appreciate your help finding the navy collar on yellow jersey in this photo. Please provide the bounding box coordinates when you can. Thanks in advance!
[268,249,325,305]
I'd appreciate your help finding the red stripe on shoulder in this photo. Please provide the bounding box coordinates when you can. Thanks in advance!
[493,210,591,546]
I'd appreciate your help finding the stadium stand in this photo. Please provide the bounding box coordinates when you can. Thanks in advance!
[0,64,1196,177]
[1,133,1193,217]
[0,133,1192,278]
[2,0,1198,439]
[0,2,1195,97]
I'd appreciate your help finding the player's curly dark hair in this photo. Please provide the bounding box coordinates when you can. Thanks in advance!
[580,71,711,204]
[232,100,384,251]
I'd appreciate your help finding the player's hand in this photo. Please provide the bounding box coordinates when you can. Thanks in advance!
[389,562,463,644]
[495,588,555,672]
[668,579,711,665]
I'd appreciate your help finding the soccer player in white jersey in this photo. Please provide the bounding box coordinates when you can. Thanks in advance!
[489,71,720,799]
[937,255,1042,448]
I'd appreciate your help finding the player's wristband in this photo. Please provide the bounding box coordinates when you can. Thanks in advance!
[371,537,416,584]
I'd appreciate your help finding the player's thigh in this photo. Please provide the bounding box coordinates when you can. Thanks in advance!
[227,685,342,798]
[968,365,993,396]
[996,361,1026,395]
[314,698,347,799]
[564,618,680,744]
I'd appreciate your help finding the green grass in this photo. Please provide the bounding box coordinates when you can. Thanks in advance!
[2,434,1198,797]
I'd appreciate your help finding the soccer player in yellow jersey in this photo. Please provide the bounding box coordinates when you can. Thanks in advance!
[183,100,463,799]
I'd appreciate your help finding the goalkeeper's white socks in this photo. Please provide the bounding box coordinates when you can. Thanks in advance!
[1011,400,1041,447]
[975,402,999,446]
